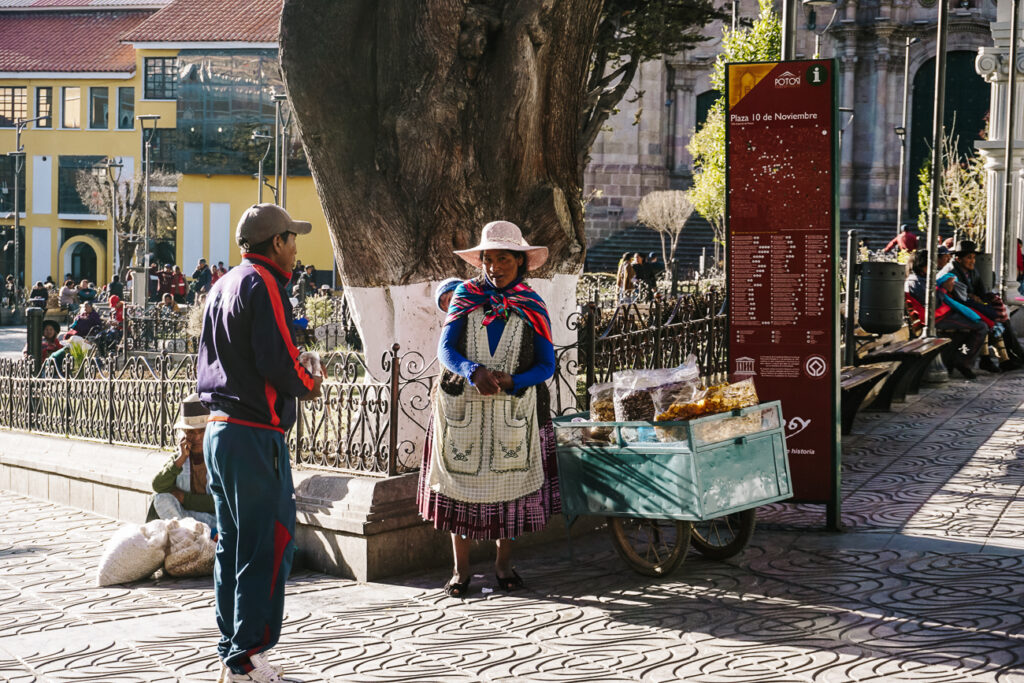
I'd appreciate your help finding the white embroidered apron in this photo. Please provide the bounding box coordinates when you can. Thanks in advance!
[429,309,543,503]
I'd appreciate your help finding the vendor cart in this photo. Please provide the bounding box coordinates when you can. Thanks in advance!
[553,400,792,576]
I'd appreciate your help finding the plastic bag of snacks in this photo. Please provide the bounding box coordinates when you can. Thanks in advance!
[654,378,760,442]
[613,358,701,441]
[586,381,615,442]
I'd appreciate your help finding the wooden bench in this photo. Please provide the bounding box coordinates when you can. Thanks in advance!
[855,335,950,411]
[840,364,891,435]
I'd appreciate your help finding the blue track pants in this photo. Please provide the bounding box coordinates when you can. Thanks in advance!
[204,420,296,674]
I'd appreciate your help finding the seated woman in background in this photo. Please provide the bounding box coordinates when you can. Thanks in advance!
[76,279,97,304]
[66,301,102,339]
[160,292,180,315]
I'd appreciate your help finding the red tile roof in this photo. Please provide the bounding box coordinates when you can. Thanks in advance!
[121,0,282,43]
[0,11,150,72]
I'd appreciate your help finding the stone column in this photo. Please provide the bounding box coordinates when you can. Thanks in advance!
[976,7,1024,274]
[839,49,858,211]
[674,78,696,179]
[871,46,893,215]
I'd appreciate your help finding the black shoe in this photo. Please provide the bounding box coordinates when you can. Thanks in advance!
[495,570,525,592]
[957,365,977,379]
[979,356,1001,374]
[443,575,472,598]
[1000,359,1023,372]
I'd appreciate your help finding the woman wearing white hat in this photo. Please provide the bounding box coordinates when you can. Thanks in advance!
[418,221,559,597]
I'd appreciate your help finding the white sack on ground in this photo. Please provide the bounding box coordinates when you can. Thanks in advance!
[96,519,169,586]
[163,517,216,577]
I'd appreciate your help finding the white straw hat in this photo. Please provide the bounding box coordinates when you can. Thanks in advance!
[453,221,549,271]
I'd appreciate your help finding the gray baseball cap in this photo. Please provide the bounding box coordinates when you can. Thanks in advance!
[236,203,312,247]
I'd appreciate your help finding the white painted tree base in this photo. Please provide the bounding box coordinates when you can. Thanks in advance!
[344,273,581,464]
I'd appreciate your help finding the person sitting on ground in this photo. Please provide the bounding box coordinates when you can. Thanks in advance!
[59,279,77,312]
[884,224,919,253]
[66,301,102,339]
[906,251,990,378]
[435,277,462,315]
[160,292,180,315]
[150,393,217,532]
[95,296,124,355]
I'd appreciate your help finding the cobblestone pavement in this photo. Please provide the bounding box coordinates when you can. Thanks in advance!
[0,325,26,359]
[2,373,1024,682]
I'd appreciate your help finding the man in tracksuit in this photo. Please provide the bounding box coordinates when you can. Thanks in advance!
[198,203,323,683]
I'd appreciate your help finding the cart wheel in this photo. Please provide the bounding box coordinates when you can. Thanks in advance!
[690,509,756,560]
[607,517,692,577]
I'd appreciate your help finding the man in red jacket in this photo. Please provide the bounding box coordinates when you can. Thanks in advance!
[198,204,322,682]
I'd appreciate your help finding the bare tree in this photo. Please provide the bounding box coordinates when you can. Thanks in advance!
[75,168,180,280]
[636,190,695,271]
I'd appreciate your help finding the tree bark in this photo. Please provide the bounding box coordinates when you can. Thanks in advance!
[280,0,600,397]
[280,0,598,286]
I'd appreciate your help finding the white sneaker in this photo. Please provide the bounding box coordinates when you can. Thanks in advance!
[222,652,285,682]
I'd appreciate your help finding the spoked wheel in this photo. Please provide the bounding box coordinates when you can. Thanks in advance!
[607,517,692,577]
[690,509,757,560]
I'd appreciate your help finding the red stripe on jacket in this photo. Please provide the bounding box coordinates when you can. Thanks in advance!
[251,264,316,393]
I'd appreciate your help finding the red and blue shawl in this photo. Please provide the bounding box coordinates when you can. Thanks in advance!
[444,278,552,344]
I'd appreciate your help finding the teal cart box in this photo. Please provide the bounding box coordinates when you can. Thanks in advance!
[553,401,792,522]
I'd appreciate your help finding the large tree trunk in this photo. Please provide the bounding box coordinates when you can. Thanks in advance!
[279,0,599,379]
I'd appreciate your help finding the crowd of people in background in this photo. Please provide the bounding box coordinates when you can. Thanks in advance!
[616,251,662,302]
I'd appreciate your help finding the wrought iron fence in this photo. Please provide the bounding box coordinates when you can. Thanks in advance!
[1,290,727,476]
[122,308,197,356]
[293,295,362,351]
[0,348,429,477]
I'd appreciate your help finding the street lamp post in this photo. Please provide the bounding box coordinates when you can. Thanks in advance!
[924,0,950,337]
[781,0,797,60]
[273,94,289,209]
[104,157,123,277]
[1000,0,1022,299]
[802,0,839,59]
[251,130,274,203]
[136,114,160,309]
[895,37,919,238]
[7,115,50,293]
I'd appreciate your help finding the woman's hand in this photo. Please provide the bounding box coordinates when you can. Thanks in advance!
[471,367,501,395]
[492,371,514,392]
[175,434,190,467]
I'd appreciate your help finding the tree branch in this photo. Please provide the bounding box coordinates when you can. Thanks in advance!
[577,55,639,171]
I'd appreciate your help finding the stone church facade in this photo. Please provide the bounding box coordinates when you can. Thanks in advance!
[584,0,997,252]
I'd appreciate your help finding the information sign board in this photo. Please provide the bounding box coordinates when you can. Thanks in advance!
[725,60,840,522]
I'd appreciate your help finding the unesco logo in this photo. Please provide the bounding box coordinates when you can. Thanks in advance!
[805,355,828,378]
[774,71,801,88]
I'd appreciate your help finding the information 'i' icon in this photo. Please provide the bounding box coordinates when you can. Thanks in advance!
[806,64,827,86]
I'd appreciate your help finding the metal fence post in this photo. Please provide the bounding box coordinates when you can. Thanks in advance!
[107,361,114,444]
[63,356,70,437]
[585,303,596,396]
[387,343,400,476]
[159,352,168,448]
[652,295,663,367]
[7,362,13,429]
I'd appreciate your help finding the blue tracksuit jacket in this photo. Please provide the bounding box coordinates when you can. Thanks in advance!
[197,253,315,432]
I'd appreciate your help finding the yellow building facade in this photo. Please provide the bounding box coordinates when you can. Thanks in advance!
[0,1,335,291]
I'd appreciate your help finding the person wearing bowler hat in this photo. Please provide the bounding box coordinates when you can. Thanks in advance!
[197,203,323,682]
[939,240,1024,371]
[418,220,558,598]
[150,393,217,530]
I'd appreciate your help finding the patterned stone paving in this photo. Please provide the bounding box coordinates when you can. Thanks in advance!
[2,373,1024,681]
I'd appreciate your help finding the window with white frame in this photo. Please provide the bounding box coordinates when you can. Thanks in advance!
[89,87,108,129]
[62,86,80,129]
[0,86,27,128]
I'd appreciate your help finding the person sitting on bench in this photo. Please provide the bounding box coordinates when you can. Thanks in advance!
[906,251,989,379]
